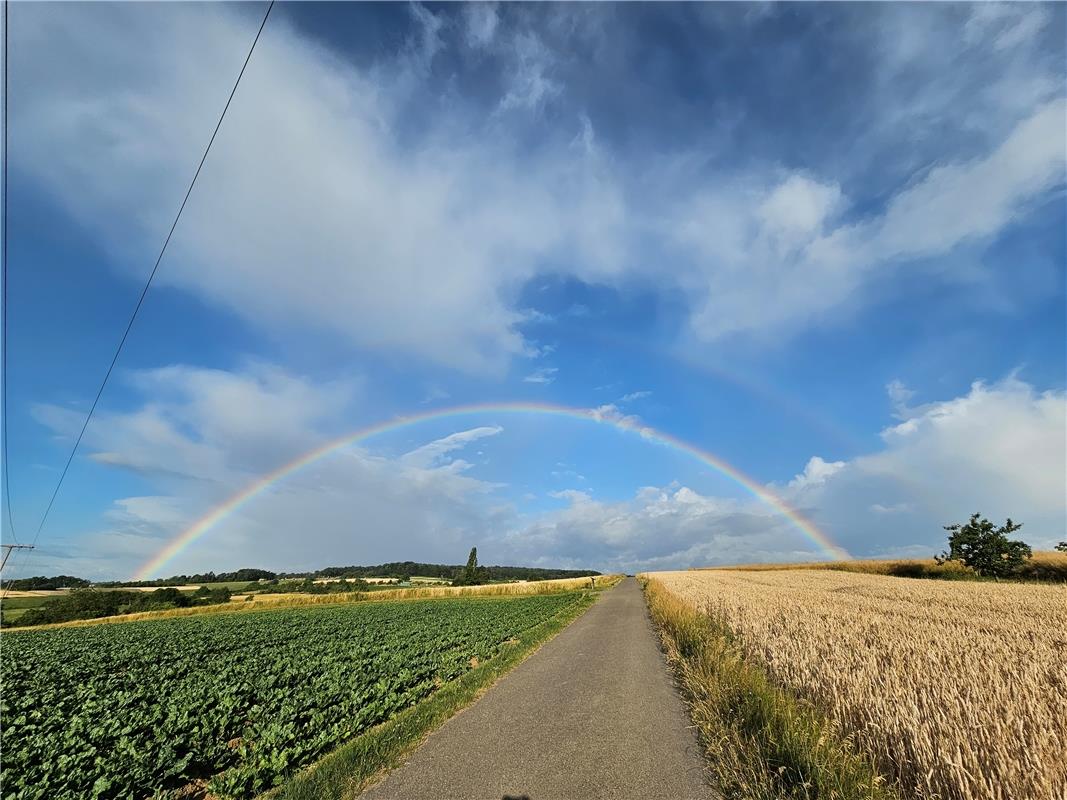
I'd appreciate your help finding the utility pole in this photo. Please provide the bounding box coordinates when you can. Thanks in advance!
[0,543,33,574]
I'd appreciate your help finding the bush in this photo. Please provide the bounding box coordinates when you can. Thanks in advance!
[937,513,1031,578]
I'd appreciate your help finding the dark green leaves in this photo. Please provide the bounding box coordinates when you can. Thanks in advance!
[1,593,580,799]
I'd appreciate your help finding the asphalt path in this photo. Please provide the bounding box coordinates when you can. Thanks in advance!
[359,577,714,800]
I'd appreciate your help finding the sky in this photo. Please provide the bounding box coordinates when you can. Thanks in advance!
[2,2,1064,580]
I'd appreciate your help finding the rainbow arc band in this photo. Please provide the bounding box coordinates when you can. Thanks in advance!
[133,402,849,580]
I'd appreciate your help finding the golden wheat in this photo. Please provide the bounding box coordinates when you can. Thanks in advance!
[649,569,1067,800]
[698,550,1067,581]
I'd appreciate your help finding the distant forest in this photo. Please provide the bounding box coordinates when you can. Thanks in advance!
[3,562,599,590]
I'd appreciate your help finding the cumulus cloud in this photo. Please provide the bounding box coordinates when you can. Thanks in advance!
[787,456,846,490]
[27,363,507,578]
[787,377,1067,554]
[21,364,1067,577]
[503,484,802,572]
[503,377,1066,570]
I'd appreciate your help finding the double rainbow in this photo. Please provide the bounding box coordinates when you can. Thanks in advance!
[133,402,848,580]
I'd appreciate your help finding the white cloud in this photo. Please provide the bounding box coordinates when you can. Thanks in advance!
[26,363,508,578]
[464,3,499,49]
[886,379,917,419]
[21,362,1066,578]
[677,97,1066,342]
[13,3,1061,371]
[13,4,623,375]
[868,99,1066,261]
[871,502,911,514]
[523,367,558,385]
[757,174,843,246]
[505,377,1066,570]
[787,456,846,490]
[401,426,503,469]
[788,376,1067,554]
[965,3,1050,52]
[619,390,651,403]
[504,484,797,572]
[496,31,561,113]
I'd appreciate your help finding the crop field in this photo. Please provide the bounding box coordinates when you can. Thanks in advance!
[650,570,1067,800]
[1,592,585,799]
[696,549,1067,582]
[7,574,615,632]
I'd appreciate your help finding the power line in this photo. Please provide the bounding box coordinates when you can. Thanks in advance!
[2,0,16,546]
[23,0,274,557]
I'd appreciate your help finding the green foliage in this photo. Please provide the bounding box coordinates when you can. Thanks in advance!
[1056,542,1067,553]
[8,586,233,627]
[937,513,1031,578]
[274,592,596,800]
[0,575,90,591]
[452,547,487,587]
[7,565,598,593]
[312,560,599,582]
[254,577,371,596]
[1,593,583,799]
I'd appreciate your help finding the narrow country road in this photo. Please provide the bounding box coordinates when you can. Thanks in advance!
[359,577,714,800]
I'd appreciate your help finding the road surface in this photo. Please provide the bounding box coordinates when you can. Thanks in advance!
[359,577,714,800]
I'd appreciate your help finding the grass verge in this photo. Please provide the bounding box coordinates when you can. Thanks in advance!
[262,586,604,800]
[641,577,900,800]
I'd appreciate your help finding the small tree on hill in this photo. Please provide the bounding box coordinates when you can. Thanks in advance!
[937,513,1031,578]
[1056,542,1067,553]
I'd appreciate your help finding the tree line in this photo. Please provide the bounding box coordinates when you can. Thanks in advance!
[5,561,599,591]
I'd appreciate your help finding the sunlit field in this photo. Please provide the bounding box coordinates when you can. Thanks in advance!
[7,575,619,631]
[698,550,1067,582]
[649,569,1067,800]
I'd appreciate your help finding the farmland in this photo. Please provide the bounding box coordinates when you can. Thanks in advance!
[1,591,588,799]
[648,569,1067,800]
[696,549,1067,582]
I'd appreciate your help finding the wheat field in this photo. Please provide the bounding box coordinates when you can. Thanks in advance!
[650,570,1067,800]
[695,550,1067,582]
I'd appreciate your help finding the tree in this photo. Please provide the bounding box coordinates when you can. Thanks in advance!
[937,513,1031,578]
[1056,542,1067,553]
[453,547,485,586]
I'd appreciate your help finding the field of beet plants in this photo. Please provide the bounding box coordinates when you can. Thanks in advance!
[1,592,584,799]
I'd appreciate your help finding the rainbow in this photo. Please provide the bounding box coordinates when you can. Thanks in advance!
[133,402,849,579]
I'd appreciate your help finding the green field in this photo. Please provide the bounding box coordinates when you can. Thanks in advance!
[0,597,44,622]
[1,592,584,799]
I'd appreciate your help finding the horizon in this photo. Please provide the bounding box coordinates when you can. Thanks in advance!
[2,2,1065,580]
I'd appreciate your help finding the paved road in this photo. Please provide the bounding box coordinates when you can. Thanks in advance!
[359,577,714,800]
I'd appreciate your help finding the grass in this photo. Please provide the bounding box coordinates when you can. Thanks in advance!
[700,550,1067,582]
[0,596,51,624]
[641,576,898,800]
[262,585,605,800]
[5,575,622,632]
[649,569,1067,800]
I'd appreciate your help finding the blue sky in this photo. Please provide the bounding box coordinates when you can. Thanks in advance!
[2,2,1065,579]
